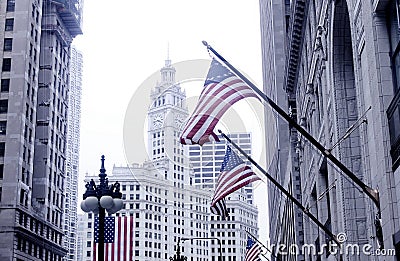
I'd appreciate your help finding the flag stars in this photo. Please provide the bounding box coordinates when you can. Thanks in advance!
[94,216,115,243]
[211,145,260,219]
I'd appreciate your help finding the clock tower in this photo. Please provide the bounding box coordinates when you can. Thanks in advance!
[148,59,189,180]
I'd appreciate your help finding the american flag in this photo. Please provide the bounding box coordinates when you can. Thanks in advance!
[93,216,135,261]
[245,237,261,261]
[211,146,260,218]
[180,59,258,145]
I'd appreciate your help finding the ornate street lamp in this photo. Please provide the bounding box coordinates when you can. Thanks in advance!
[169,239,187,261]
[80,155,123,261]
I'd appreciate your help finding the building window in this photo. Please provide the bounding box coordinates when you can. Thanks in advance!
[3,39,12,51]
[0,100,8,114]
[2,58,11,72]
[388,0,400,170]
[0,121,6,135]
[1,79,10,92]
[5,19,14,31]
[6,0,15,12]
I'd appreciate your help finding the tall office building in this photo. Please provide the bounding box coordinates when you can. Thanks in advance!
[76,214,86,261]
[260,0,400,260]
[63,46,83,261]
[0,0,82,260]
[259,1,304,260]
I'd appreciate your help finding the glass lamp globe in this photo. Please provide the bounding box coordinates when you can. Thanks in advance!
[113,198,123,210]
[84,196,99,211]
[80,200,91,212]
[100,195,114,209]
[107,198,123,214]
[107,208,116,215]
[92,207,99,214]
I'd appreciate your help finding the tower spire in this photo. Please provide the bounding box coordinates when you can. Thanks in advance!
[165,42,171,67]
[160,43,175,84]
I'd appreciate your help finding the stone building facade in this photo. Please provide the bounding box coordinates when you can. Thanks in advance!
[0,0,82,260]
[260,0,400,260]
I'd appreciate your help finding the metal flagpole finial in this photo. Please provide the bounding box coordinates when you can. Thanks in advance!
[202,40,214,59]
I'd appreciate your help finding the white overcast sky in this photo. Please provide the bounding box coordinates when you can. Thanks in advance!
[73,0,269,243]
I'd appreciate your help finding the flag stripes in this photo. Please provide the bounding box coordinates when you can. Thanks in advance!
[245,237,261,261]
[92,216,134,261]
[210,146,260,219]
[210,198,229,218]
[212,165,260,203]
[180,59,258,145]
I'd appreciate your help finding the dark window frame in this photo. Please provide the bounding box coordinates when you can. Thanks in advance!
[3,38,12,51]
[387,1,400,170]
[5,19,14,31]
[2,58,11,72]
[1,79,10,92]
[6,0,15,12]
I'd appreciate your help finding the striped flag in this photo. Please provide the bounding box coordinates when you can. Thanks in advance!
[180,58,258,145]
[245,237,261,261]
[211,146,260,218]
[93,215,135,261]
[210,197,229,219]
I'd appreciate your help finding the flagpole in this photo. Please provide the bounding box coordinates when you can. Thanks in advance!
[218,130,340,246]
[203,40,380,211]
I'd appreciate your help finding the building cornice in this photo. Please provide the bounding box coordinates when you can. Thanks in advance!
[285,0,308,95]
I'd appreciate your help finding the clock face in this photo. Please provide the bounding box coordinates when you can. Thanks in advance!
[174,113,186,129]
[153,114,164,128]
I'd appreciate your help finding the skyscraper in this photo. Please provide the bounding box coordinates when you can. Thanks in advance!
[0,0,82,260]
[64,46,83,261]
[260,0,400,260]
[259,1,304,260]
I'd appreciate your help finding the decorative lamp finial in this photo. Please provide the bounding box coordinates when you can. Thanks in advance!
[100,155,106,174]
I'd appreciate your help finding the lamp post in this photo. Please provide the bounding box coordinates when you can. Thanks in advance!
[169,238,187,261]
[80,155,123,261]
[180,237,222,261]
